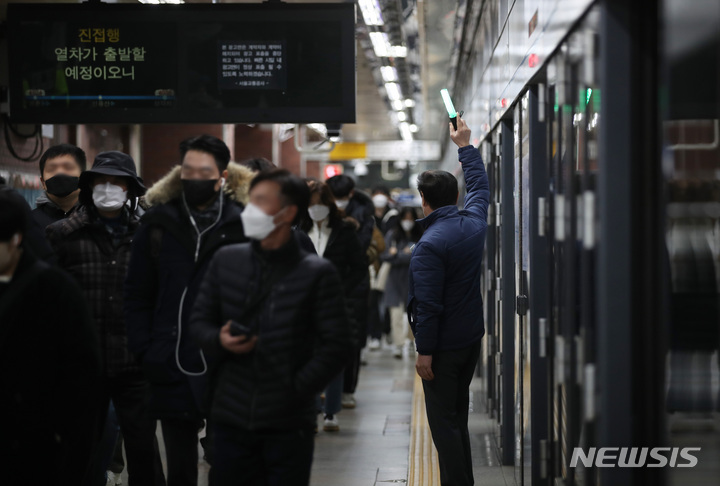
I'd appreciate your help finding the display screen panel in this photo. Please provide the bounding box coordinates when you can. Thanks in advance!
[7,3,356,124]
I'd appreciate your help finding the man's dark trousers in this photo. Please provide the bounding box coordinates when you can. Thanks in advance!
[97,372,165,485]
[211,424,315,486]
[161,418,204,486]
[422,341,482,486]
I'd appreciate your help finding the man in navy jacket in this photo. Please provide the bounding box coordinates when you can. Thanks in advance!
[407,117,489,486]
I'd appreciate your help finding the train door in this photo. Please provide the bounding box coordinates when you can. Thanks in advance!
[525,83,551,486]
[483,139,498,419]
[573,19,600,486]
[546,44,582,486]
[513,93,532,485]
[498,119,517,466]
[490,127,503,446]
[545,14,602,485]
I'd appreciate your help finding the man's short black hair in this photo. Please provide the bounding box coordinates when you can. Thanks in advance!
[39,144,87,177]
[372,185,390,197]
[239,157,276,173]
[250,169,310,225]
[417,170,459,210]
[179,135,231,173]
[0,189,28,241]
[326,174,355,198]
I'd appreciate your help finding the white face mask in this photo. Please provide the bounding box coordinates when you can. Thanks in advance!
[401,220,415,233]
[308,204,330,222]
[372,194,389,209]
[241,202,284,241]
[92,183,128,211]
[335,199,349,210]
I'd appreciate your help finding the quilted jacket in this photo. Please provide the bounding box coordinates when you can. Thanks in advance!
[47,205,140,376]
[408,145,490,355]
[190,237,354,431]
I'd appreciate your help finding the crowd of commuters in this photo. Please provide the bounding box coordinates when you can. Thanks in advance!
[0,118,488,486]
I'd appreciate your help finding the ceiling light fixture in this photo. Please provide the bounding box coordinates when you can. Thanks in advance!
[369,32,407,58]
[369,32,390,57]
[358,0,384,26]
[389,46,407,57]
[385,82,402,101]
[399,122,413,141]
[380,66,398,82]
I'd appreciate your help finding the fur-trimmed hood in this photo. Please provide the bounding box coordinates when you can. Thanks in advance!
[144,161,255,207]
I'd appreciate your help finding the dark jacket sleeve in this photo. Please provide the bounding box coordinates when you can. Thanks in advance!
[294,264,354,395]
[341,226,368,296]
[189,252,225,357]
[350,194,375,251]
[294,228,317,254]
[458,145,490,224]
[123,223,158,359]
[408,241,445,355]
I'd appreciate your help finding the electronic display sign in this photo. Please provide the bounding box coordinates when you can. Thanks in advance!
[7,3,356,124]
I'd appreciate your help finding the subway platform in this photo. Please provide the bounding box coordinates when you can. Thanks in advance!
[115,345,511,486]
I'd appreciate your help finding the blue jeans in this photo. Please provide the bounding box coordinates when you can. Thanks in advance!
[316,371,344,416]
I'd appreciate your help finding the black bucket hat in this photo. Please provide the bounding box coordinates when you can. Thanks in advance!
[79,151,146,204]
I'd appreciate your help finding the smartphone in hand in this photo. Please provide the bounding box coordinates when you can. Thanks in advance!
[229,320,254,337]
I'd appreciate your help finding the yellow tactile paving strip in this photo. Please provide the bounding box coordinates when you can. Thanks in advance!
[408,374,441,486]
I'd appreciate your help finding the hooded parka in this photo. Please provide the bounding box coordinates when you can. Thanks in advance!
[124,162,253,419]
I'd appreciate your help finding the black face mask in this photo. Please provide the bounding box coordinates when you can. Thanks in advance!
[182,179,219,207]
[45,174,79,198]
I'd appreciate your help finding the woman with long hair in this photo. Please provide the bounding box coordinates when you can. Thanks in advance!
[381,206,424,358]
[301,180,366,432]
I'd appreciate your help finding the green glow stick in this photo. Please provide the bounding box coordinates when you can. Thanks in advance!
[440,89,457,118]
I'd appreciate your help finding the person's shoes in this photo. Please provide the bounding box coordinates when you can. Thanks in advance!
[404,340,415,356]
[342,393,356,409]
[368,338,381,350]
[393,345,403,359]
[106,471,122,486]
[323,414,340,432]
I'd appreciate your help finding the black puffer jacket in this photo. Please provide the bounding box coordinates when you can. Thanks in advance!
[190,238,354,431]
[47,205,140,377]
